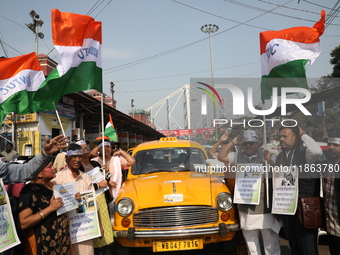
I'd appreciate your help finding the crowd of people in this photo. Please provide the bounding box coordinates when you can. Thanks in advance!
[0,135,135,255]
[1,126,340,255]
[213,126,340,255]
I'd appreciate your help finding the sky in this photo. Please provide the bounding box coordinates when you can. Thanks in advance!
[1,0,339,130]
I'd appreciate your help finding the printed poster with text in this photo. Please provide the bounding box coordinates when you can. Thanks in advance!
[0,179,21,253]
[233,163,262,205]
[85,167,109,196]
[272,166,299,215]
[54,182,78,216]
[69,190,101,244]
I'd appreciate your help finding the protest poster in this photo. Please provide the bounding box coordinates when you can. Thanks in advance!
[233,163,262,205]
[53,182,78,216]
[85,167,109,196]
[0,179,21,253]
[272,166,299,215]
[69,190,101,244]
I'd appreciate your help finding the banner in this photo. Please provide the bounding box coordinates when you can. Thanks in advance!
[53,182,78,216]
[85,167,109,196]
[0,179,21,253]
[233,164,262,205]
[69,190,101,244]
[271,166,299,215]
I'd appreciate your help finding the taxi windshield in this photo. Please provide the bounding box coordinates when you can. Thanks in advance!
[132,147,207,175]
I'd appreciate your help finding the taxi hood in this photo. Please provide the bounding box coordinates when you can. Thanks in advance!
[132,172,212,209]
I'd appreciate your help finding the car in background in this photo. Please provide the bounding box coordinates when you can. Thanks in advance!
[113,137,239,254]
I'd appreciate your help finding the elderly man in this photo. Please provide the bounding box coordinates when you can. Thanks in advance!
[323,136,340,255]
[52,143,95,255]
[0,135,68,184]
[275,126,322,255]
[217,130,279,255]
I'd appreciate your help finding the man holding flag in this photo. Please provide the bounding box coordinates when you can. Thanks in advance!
[260,9,326,255]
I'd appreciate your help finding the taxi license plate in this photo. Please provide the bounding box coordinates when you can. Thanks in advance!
[153,239,203,252]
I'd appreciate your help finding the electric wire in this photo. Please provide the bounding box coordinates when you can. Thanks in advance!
[87,0,103,16]
[0,31,8,57]
[257,0,338,15]
[110,62,258,83]
[325,0,340,29]
[94,0,113,18]
[88,0,106,16]
[171,0,273,30]
[223,0,339,25]
[302,0,335,10]
[104,0,291,74]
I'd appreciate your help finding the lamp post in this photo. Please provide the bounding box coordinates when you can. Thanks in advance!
[110,81,115,100]
[26,10,44,54]
[131,99,135,118]
[200,24,219,119]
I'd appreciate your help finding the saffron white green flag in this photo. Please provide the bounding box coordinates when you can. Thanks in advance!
[34,9,102,102]
[0,53,55,125]
[260,9,325,102]
[104,114,118,142]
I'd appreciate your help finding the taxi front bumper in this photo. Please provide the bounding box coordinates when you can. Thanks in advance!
[114,223,239,241]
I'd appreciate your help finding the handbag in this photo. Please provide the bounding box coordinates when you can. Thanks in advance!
[297,196,324,229]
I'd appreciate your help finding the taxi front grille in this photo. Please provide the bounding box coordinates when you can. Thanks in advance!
[133,206,219,228]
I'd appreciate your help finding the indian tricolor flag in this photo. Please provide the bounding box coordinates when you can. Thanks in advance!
[34,9,102,102]
[0,53,55,125]
[104,114,118,142]
[260,10,325,102]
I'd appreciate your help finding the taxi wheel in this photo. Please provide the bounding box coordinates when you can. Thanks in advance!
[113,242,132,255]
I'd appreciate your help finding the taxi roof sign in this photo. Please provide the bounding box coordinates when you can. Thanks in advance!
[159,137,179,142]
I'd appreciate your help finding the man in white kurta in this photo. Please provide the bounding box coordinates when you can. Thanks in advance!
[217,130,281,255]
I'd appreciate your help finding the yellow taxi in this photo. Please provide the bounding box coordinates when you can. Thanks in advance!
[113,137,239,253]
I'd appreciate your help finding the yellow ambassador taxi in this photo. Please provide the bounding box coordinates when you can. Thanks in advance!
[113,137,239,253]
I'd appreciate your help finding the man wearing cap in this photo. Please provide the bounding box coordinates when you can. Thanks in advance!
[323,136,340,255]
[52,143,95,255]
[275,126,322,255]
[217,130,280,255]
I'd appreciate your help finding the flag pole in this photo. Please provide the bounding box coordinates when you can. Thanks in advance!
[55,103,66,137]
[101,93,106,164]
[263,113,269,209]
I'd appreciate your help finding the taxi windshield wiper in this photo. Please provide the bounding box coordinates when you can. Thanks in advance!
[146,169,174,174]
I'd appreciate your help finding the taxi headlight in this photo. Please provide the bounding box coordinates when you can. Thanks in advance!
[216,192,233,211]
[117,198,134,216]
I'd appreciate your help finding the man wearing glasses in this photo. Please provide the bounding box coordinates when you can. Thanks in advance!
[217,130,280,255]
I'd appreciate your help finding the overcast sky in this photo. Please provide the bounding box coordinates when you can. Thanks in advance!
[1,0,339,129]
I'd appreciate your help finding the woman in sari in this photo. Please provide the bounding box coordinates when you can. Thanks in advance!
[17,162,71,255]
[76,140,114,255]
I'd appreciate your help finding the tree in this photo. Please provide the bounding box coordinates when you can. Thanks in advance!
[309,44,340,138]
[330,45,340,78]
